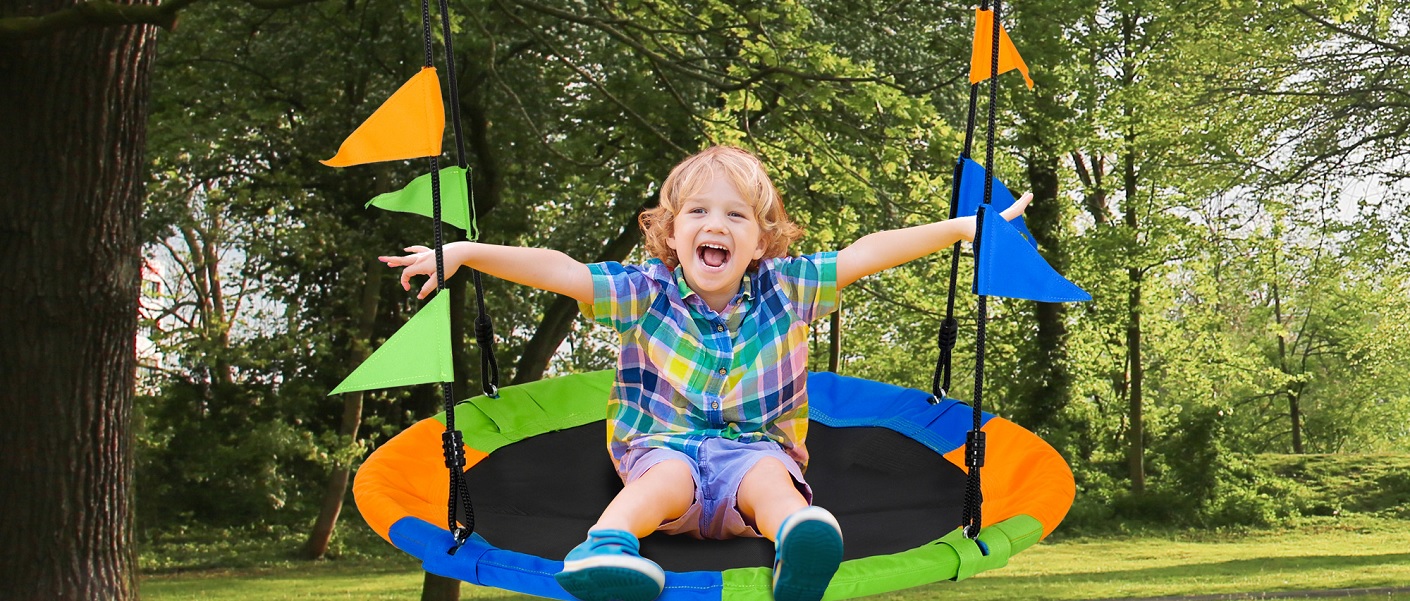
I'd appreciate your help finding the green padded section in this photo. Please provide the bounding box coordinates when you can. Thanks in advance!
[718,514,1044,600]
[938,527,989,581]
[331,292,454,394]
[435,369,614,454]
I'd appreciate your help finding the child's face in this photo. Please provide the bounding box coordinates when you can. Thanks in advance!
[666,174,766,303]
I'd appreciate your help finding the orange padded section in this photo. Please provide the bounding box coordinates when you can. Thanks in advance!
[353,418,488,543]
[943,417,1075,538]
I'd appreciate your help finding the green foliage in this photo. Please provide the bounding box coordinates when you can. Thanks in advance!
[135,380,331,527]
[133,0,1410,558]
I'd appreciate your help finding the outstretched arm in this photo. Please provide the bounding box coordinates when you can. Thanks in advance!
[380,241,594,303]
[836,193,1032,289]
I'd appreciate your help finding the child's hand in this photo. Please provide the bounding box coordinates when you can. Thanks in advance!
[956,192,1033,242]
[379,245,461,299]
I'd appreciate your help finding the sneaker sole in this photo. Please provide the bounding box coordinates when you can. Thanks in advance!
[773,515,844,601]
[557,555,665,601]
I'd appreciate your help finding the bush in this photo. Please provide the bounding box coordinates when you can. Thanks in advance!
[135,378,328,529]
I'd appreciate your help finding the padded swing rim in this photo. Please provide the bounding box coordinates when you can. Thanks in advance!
[353,371,1075,599]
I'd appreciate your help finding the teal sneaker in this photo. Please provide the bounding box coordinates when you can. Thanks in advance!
[555,529,665,601]
[772,506,843,601]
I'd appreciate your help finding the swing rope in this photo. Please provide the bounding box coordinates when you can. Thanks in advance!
[417,0,500,547]
[934,0,1007,542]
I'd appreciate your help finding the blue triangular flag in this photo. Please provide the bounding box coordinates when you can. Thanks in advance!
[974,205,1090,303]
[955,157,1037,249]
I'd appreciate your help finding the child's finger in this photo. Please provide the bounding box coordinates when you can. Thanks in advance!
[418,278,438,299]
[1003,192,1034,221]
[404,245,431,254]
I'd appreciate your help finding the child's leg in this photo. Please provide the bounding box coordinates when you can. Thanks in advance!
[735,457,809,540]
[594,458,696,537]
[556,457,696,601]
[736,457,843,601]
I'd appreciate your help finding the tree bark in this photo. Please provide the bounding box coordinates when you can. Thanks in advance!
[1123,134,1146,495]
[303,260,382,559]
[0,4,156,598]
[1270,277,1304,454]
[421,572,461,601]
[1016,149,1070,433]
[1120,10,1146,496]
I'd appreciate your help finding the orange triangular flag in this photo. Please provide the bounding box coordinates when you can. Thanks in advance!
[321,67,445,167]
[969,9,1034,89]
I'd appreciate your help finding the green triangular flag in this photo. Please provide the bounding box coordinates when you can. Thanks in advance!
[367,166,476,237]
[330,292,454,395]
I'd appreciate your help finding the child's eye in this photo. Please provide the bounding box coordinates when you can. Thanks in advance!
[729,211,745,218]
[689,207,707,214]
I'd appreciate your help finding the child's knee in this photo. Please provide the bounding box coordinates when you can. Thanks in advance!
[747,457,793,482]
[742,457,804,499]
[642,457,694,483]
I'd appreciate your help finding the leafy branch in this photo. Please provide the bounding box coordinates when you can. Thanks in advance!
[0,0,324,41]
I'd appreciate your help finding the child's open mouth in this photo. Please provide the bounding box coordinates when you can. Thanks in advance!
[697,243,731,269]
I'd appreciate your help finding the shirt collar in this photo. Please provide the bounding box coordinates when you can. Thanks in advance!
[672,265,755,305]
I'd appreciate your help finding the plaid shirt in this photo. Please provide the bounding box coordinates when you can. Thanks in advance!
[579,252,839,478]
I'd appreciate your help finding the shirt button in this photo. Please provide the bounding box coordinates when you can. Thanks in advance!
[711,402,720,410]
[718,367,727,375]
[716,324,725,332]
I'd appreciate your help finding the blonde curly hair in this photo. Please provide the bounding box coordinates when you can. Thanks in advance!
[639,146,804,270]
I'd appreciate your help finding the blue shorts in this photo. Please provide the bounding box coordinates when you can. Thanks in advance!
[620,438,812,540]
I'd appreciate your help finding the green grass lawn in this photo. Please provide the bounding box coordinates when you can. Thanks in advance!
[140,515,1410,600]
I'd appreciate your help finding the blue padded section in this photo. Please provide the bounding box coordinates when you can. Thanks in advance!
[391,516,724,601]
[806,371,993,456]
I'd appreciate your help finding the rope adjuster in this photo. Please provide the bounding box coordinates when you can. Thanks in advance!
[937,316,959,352]
[965,430,986,468]
[442,430,467,470]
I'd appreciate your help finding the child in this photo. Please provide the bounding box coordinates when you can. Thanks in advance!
[383,146,1032,601]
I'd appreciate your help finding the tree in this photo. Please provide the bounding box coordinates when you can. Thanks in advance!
[0,3,157,598]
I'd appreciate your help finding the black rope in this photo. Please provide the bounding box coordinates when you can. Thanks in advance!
[416,0,464,544]
[436,0,500,400]
[960,0,1006,542]
[961,208,990,540]
[935,0,991,400]
[418,0,496,548]
[419,0,434,68]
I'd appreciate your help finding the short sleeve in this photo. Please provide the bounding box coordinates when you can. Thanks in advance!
[577,262,662,333]
[766,251,839,323]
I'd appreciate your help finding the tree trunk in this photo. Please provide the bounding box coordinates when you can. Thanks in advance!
[1016,150,1070,433]
[421,572,461,601]
[303,260,382,559]
[1123,139,1145,495]
[1270,278,1304,453]
[1120,10,1145,496]
[0,7,156,599]
[512,196,658,385]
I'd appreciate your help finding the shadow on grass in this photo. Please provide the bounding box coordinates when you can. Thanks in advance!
[988,552,1410,584]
